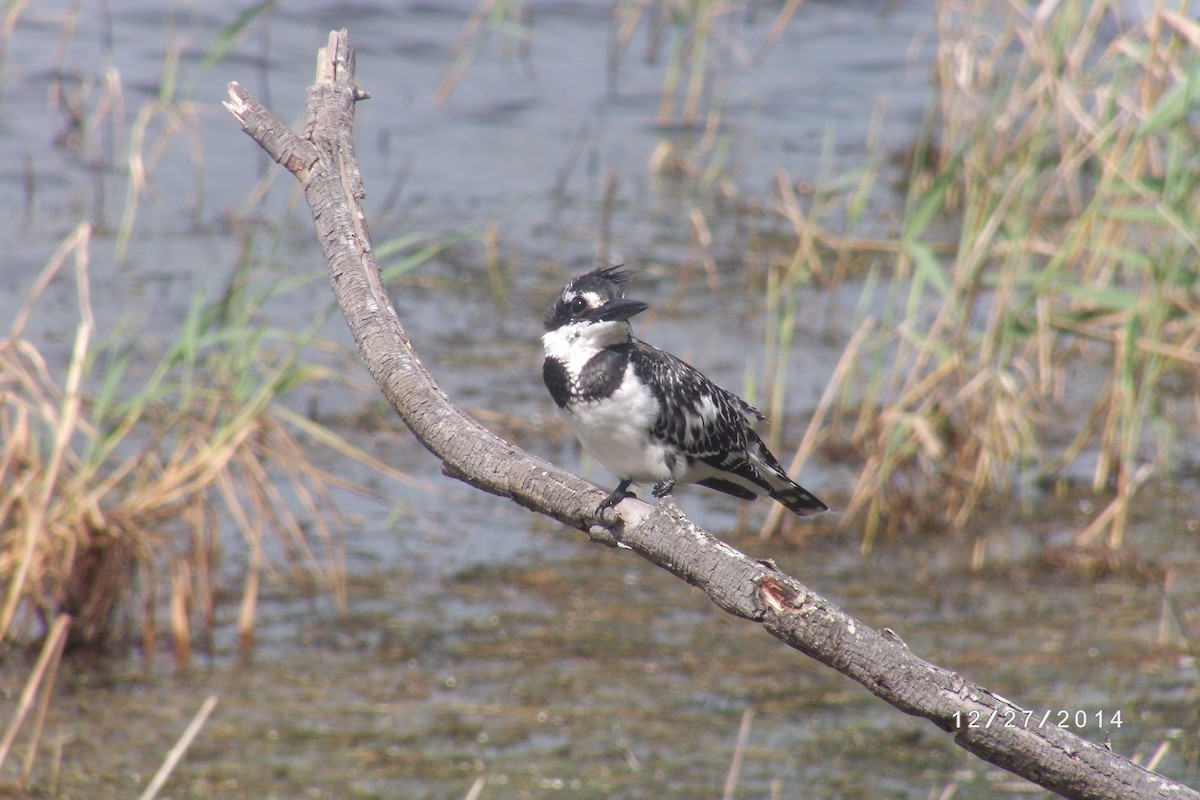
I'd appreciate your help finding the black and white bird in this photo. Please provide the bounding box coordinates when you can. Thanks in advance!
[542,265,827,518]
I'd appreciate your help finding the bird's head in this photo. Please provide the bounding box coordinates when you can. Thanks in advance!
[543,265,648,335]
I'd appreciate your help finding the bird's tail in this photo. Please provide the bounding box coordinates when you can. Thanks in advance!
[748,438,828,517]
[769,482,828,517]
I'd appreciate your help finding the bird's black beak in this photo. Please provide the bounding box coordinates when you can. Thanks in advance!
[590,298,648,323]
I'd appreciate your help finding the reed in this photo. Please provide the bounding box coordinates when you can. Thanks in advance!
[0,224,419,658]
[762,0,1200,549]
[0,0,434,659]
[0,615,69,788]
[610,0,803,128]
[35,0,277,258]
[434,0,531,106]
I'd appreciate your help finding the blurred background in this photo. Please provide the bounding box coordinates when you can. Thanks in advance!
[1,1,1198,797]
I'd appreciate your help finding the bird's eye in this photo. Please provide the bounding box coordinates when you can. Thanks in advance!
[569,296,588,314]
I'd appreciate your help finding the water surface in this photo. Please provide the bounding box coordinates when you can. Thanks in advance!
[0,2,1196,798]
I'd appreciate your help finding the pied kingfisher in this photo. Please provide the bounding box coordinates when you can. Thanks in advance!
[541,265,827,518]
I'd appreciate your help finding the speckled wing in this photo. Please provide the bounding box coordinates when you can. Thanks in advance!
[627,340,763,461]
[627,339,827,516]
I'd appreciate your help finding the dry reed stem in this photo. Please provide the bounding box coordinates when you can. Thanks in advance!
[680,1,715,126]
[1074,463,1153,549]
[720,707,754,800]
[1155,567,1175,644]
[272,405,430,491]
[170,559,191,665]
[136,694,219,800]
[757,0,804,59]
[1141,739,1171,773]
[0,614,70,776]
[433,0,501,106]
[19,615,69,785]
[609,0,648,94]
[773,170,828,283]
[758,317,875,538]
[0,0,30,60]
[0,223,92,640]
[462,775,486,800]
[687,206,718,288]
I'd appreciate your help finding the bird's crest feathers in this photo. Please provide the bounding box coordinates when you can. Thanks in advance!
[544,264,639,331]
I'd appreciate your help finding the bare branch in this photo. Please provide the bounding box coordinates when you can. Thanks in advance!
[225,30,1198,800]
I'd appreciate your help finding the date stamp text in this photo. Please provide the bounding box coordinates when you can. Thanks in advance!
[954,709,1123,730]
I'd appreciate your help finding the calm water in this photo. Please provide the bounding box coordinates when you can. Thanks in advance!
[0,2,1197,798]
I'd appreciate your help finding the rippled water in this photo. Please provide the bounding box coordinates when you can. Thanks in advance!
[1,2,1197,798]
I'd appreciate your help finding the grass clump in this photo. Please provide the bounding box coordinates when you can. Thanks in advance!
[0,224,404,660]
[757,0,1200,549]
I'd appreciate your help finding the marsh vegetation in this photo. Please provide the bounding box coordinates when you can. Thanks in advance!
[1,1,1197,797]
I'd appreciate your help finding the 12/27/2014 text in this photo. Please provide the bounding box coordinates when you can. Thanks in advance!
[954,709,1123,730]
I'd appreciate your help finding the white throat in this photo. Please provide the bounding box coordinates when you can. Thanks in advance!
[542,320,631,365]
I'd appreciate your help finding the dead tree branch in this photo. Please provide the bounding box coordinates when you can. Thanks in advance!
[224,30,1197,800]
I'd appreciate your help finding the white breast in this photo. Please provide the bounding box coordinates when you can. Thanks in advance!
[566,373,678,484]
[544,320,684,485]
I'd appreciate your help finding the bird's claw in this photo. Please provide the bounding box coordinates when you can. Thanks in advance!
[596,480,637,516]
[651,480,676,499]
[595,491,635,516]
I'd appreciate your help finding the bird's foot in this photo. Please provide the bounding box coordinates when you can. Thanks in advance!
[596,479,637,516]
[651,479,676,499]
